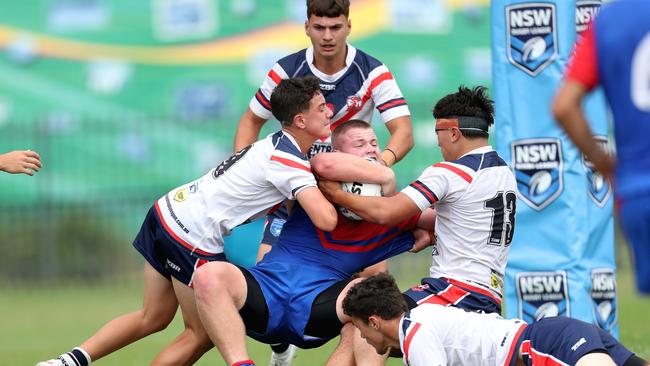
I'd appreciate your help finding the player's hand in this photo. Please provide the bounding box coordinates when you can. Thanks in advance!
[592,151,616,184]
[318,179,343,203]
[411,228,435,253]
[0,150,42,175]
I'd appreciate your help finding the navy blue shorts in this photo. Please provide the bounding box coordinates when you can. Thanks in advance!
[403,277,502,314]
[133,205,226,286]
[260,203,289,246]
[514,316,633,366]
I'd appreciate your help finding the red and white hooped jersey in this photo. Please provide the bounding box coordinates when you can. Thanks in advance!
[399,304,526,366]
[401,146,517,298]
[155,131,316,255]
[249,45,410,157]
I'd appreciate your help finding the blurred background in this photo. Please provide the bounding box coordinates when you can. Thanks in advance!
[0,0,646,364]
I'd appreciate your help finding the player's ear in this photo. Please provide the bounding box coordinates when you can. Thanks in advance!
[347,18,352,35]
[293,113,306,129]
[368,315,380,329]
[304,20,310,36]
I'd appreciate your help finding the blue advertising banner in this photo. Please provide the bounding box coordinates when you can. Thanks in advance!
[490,0,617,335]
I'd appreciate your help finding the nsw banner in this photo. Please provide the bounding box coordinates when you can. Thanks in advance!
[490,0,617,335]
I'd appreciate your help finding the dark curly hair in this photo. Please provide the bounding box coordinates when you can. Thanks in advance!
[433,85,494,139]
[270,76,322,127]
[342,273,408,324]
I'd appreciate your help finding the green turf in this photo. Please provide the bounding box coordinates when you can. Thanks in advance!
[2,253,648,365]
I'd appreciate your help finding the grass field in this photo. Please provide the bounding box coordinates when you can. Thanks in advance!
[2,251,648,365]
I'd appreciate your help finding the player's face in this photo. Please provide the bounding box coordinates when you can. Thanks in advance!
[337,127,381,160]
[435,126,458,161]
[352,318,391,355]
[305,15,351,61]
[301,92,333,139]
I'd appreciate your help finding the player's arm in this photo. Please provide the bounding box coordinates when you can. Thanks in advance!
[310,152,396,195]
[552,81,614,180]
[381,115,414,167]
[319,180,420,226]
[296,186,338,232]
[233,108,268,152]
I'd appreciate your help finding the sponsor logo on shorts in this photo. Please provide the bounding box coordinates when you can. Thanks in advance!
[506,3,558,76]
[166,259,181,272]
[516,271,570,323]
[582,136,611,207]
[571,337,587,351]
[269,218,286,237]
[511,138,563,210]
[591,268,617,332]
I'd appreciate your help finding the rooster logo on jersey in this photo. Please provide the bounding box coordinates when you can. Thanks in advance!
[346,95,363,114]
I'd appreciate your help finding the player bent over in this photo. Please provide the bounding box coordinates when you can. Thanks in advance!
[35,76,337,366]
[344,273,648,366]
[192,120,436,366]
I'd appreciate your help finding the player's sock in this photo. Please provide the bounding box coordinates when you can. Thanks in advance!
[60,347,92,366]
[37,348,91,366]
[270,343,290,353]
[231,360,255,366]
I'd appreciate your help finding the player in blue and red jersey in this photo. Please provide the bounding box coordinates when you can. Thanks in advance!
[553,0,650,294]
[193,121,435,366]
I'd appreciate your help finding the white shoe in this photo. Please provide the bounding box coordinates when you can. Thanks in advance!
[35,359,65,366]
[269,344,297,366]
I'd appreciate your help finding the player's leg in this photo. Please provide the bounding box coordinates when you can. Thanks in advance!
[256,205,296,366]
[576,352,617,366]
[82,262,178,356]
[193,261,252,365]
[256,204,289,263]
[36,262,178,366]
[151,277,213,366]
[618,196,650,294]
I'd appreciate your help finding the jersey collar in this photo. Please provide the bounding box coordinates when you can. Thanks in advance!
[305,44,357,82]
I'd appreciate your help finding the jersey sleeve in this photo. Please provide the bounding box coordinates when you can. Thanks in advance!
[249,63,289,120]
[400,166,449,211]
[267,151,317,200]
[368,65,411,123]
[565,24,599,91]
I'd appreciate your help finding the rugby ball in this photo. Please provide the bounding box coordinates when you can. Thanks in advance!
[339,181,382,220]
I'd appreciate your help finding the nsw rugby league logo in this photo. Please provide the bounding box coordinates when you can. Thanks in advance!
[506,3,558,76]
[591,268,617,332]
[511,138,563,211]
[582,136,611,207]
[516,271,570,323]
[576,0,601,34]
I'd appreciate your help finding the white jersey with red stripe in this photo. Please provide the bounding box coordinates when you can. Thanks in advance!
[249,45,410,157]
[400,146,517,298]
[155,131,316,255]
[399,304,526,366]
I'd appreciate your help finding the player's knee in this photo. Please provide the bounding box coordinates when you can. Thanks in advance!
[193,262,235,299]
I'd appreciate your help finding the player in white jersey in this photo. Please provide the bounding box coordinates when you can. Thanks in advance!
[35,76,338,366]
[343,273,646,366]
[320,86,517,314]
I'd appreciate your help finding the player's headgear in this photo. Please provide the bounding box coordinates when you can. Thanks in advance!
[433,85,494,138]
